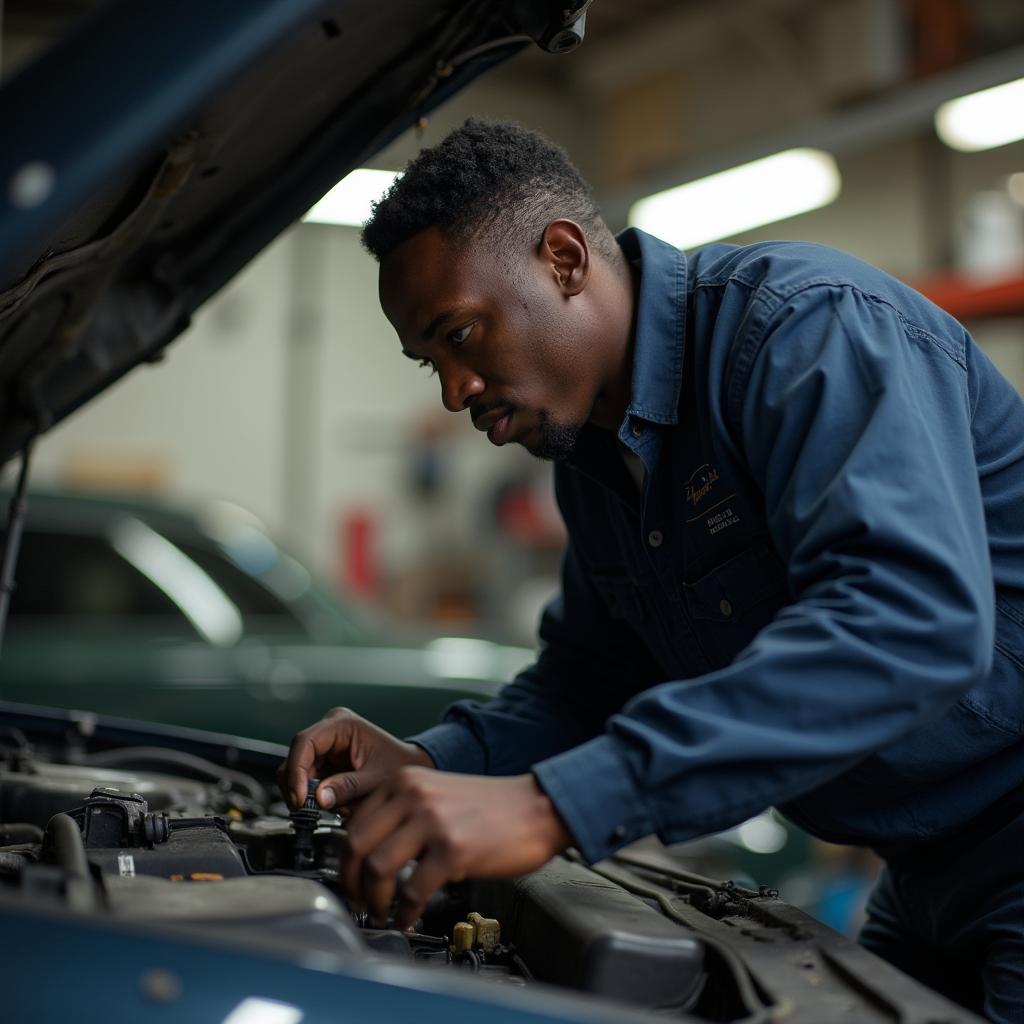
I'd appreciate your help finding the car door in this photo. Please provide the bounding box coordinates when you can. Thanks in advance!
[0,522,242,728]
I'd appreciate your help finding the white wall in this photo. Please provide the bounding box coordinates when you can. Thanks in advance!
[32,231,294,535]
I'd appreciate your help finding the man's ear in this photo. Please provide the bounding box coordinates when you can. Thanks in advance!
[539,220,590,297]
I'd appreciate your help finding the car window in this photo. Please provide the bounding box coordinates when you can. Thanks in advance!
[170,538,310,635]
[8,529,188,622]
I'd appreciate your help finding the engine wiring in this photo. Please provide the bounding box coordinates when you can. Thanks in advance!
[567,850,777,1023]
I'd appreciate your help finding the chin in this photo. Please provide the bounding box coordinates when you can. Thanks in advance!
[533,414,581,462]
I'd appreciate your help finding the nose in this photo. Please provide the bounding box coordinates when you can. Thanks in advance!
[438,359,484,413]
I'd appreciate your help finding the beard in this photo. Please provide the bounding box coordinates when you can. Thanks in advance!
[532,409,581,462]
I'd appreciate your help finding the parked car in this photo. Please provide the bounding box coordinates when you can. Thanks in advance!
[0,489,533,743]
[0,2,984,1023]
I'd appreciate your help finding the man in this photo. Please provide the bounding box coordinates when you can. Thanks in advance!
[282,120,1024,1021]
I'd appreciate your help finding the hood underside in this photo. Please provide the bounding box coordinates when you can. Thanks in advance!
[0,0,588,462]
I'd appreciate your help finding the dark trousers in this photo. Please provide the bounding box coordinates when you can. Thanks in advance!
[859,812,1024,1023]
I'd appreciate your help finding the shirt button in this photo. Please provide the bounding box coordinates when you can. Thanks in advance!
[648,529,663,548]
[610,825,627,842]
[631,421,642,438]
[719,598,733,617]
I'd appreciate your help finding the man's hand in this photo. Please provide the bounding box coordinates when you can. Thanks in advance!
[341,768,572,930]
[278,707,433,811]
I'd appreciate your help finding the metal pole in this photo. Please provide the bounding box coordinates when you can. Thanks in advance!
[0,440,34,658]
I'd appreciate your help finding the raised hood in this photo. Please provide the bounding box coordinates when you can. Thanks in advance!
[0,0,589,462]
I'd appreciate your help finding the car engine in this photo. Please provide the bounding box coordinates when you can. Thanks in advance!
[0,719,985,1023]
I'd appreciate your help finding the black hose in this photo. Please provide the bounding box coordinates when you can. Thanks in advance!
[0,822,43,845]
[46,812,90,881]
[611,850,761,899]
[46,812,100,911]
[82,746,264,801]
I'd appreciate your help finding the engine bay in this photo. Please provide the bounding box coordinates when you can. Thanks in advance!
[0,717,983,1023]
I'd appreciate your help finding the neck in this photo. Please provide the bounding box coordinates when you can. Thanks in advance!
[587,250,638,431]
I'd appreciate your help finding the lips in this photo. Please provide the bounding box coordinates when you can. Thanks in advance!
[472,405,514,445]
[487,410,513,446]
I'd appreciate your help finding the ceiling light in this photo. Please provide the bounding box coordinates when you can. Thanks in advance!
[629,148,841,250]
[303,168,400,227]
[935,77,1024,152]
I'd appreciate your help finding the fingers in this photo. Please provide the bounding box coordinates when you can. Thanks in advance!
[341,784,409,909]
[317,769,379,811]
[394,845,451,931]
[282,711,356,807]
[359,818,429,926]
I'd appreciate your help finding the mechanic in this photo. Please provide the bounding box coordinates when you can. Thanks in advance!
[283,120,1024,1021]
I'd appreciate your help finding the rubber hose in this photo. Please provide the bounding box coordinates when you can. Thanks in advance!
[0,822,44,845]
[46,813,90,881]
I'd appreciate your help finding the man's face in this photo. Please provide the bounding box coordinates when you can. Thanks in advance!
[378,224,599,461]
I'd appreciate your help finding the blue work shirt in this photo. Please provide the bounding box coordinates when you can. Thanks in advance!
[411,227,1024,866]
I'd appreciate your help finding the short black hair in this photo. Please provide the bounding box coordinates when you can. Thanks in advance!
[361,119,619,264]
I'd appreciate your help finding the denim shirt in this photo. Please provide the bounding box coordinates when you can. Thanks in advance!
[412,227,1024,865]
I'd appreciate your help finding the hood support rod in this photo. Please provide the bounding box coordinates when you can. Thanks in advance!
[0,437,34,657]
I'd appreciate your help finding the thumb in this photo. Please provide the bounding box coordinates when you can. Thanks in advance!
[318,770,379,810]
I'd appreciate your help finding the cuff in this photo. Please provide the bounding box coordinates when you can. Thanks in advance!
[407,721,488,775]
[532,734,655,864]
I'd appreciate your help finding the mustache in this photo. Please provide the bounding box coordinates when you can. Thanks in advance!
[471,400,515,423]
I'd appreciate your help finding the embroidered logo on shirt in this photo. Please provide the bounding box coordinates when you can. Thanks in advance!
[685,463,740,535]
[706,504,741,535]
[685,464,720,506]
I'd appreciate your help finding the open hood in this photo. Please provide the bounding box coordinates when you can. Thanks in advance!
[0,0,589,461]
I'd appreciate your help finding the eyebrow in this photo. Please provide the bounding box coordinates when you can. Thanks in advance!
[419,308,460,341]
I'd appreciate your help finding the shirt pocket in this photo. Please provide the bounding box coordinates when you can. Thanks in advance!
[682,540,789,669]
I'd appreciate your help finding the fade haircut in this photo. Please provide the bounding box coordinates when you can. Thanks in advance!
[361,119,619,265]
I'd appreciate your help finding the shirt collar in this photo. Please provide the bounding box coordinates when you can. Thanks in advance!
[616,227,687,429]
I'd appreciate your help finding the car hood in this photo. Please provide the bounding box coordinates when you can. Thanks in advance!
[0,0,589,461]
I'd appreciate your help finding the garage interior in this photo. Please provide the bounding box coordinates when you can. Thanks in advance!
[2,0,1024,938]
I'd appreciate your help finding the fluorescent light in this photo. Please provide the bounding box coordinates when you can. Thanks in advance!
[110,517,243,646]
[303,168,399,226]
[935,77,1024,152]
[629,148,841,249]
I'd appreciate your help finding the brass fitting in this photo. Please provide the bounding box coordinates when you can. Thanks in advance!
[451,921,474,953]
[467,911,501,952]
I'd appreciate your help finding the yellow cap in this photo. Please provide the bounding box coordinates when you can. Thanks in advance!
[451,921,474,953]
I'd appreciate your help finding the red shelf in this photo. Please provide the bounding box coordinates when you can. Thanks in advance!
[911,269,1024,321]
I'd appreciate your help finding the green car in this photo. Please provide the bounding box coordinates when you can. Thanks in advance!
[0,489,533,743]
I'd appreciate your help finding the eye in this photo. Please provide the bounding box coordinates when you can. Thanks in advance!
[448,322,474,346]
[418,357,437,376]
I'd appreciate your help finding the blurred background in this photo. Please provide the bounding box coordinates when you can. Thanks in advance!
[4,0,1024,934]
